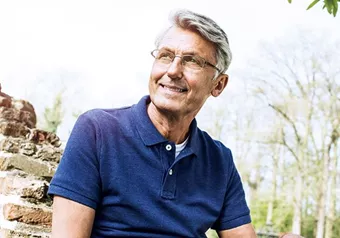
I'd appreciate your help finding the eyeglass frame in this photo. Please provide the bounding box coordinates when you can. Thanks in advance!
[151,49,221,73]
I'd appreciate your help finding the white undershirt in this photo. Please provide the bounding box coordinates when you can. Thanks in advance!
[175,136,189,158]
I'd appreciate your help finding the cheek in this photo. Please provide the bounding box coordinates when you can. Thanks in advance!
[150,64,166,81]
[188,74,213,92]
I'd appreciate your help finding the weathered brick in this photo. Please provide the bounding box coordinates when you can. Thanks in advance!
[0,107,36,129]
[0,85,12,109]
[0,153,56,178]
[3,203,52,226]
[0,95,12,108]
[27,130,61,148]
[0,121,29,138]
[11,99,37,128]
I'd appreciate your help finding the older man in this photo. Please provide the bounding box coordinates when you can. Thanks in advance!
[48,9,257,237]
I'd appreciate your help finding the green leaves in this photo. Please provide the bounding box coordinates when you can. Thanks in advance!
[288,0,339,16]
[307,0,320,10]
[323,0,338,16]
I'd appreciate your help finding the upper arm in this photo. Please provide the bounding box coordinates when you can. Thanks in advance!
[52,195,96,238]
[48,112,102,207]
[212,149,251,230]
[218,224,257,238]
[48,112,102,237]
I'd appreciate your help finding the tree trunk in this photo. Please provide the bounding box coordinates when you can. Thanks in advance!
[315,152,330,238]
[266,146,279,226]
[292,172,302,234]
[324,142,338,238]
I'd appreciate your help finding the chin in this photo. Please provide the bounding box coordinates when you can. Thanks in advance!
[152,96,181,113]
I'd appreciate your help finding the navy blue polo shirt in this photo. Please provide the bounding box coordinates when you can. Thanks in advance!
[48,96,251,237]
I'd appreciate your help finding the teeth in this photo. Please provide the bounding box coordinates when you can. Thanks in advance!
[164,85,185,92]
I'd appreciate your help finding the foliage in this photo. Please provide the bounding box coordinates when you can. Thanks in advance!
[301,216,315,238]
[251,198,294,234]
[42,90,64,133]
[333,216,340,238]
[288,0,340,16]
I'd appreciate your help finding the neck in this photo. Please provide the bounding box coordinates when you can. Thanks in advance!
[147,102,194,144]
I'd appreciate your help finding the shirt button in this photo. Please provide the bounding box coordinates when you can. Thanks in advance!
[165,144,172,151]
[169,169,173,175]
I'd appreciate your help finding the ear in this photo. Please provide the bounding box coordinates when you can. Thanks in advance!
[211,74,229,97]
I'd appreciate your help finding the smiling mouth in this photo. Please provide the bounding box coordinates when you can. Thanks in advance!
[161,84,188,93]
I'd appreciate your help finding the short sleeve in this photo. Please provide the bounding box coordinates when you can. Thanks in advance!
[212,149,251,231]
[48,111,102,209]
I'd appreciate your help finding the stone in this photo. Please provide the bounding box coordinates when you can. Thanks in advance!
[0,172,51,202]
[35,147,62,163]
[0,228,51,238]
[0,84,12,108]
[0,107,36,129]
[0,153,56,178]
[3,203,52,226]
[0,85,60,237]
[0,121,29,138]
[21,182,48,201]
[12,99,35,115]
[0,95,12,108]
[20,142,37,156]
[0,229,32,238]
[27,129,61,147]
[0,138,20,153]
[11,100,37,128]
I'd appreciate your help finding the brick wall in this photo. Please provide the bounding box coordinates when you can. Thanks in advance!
[0,85,62,238]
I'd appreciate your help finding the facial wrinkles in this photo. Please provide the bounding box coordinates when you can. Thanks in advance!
[158,73,188,92]
[152,27,218,98]
[159,28,217,65]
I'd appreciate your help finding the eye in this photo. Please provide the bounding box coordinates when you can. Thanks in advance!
[183,55,203,67]
[157,50,174,61]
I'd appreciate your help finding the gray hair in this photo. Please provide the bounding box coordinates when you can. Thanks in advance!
[155,9,232,75]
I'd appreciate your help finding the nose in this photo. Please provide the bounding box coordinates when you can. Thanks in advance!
[166,57,183,80]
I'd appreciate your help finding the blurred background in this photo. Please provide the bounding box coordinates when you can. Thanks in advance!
[0,0,339,237]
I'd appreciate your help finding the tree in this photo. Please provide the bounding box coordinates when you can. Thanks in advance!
[242,28,340,236]
[288,0,340,16]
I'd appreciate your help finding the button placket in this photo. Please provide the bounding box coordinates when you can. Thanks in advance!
[161,166,176,199]
[160,142,177,199]
[165,144,172,151]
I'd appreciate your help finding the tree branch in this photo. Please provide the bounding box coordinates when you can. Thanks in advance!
[269,103,301,144]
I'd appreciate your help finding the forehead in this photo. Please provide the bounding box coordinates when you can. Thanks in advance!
[158,27,216,59]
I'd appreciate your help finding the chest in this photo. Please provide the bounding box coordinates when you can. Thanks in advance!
[95,141,228,237]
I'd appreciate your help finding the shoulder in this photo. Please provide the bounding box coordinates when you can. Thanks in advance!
[198,129,233,159]
[80,106,132,122]
[75,106,133,128]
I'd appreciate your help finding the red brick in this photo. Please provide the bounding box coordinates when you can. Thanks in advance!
[3,203,52,226]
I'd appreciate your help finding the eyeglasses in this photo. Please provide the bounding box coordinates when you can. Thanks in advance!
[151,49,221,73]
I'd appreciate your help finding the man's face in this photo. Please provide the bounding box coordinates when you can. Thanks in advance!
[149,27,227,117]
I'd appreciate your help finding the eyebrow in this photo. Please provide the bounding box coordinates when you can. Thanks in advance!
[159,47,200,56]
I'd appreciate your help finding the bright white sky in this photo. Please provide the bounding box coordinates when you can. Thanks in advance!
[0,0,339,141]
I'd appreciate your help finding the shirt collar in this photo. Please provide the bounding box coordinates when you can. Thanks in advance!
[132,95,200,155]
[132,95,167,146]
